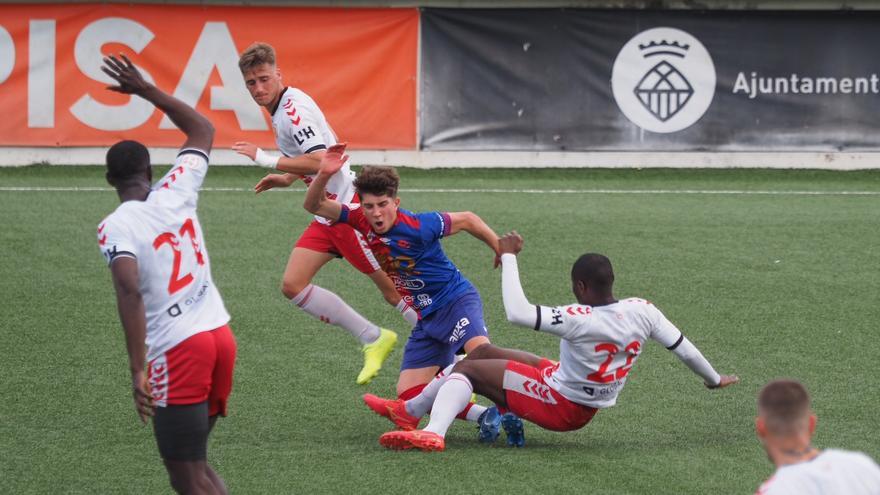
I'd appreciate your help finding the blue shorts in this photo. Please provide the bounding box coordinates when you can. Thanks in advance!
[400,288,490,371]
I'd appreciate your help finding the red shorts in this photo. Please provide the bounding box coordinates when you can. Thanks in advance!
[294,220,381,274]
[503,360,597,432]
[148,324,237,417]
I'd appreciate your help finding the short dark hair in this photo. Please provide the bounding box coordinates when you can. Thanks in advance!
[354,166,399,198]
[106,140,150,183]
[571,253,614,295]
[239,42,276,73]
[758,379,811,434]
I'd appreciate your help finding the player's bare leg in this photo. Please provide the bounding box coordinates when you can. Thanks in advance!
[396,366,440,397]
[281,247,336,299]
[464,342,545,368]
[204,416,228,495]
[283,247,395,384]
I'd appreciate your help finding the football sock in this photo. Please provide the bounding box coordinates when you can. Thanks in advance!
[398,383,427,401]
[423,373,473,437]
[405,364,455,418]
[395,299,419,328]
[458,402,488,422]
[291,284,380,345]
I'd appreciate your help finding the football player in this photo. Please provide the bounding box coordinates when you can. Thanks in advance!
[754,380,880,494]
[374,231,738,451]
[234,43,408,385]
[98,54,234,492]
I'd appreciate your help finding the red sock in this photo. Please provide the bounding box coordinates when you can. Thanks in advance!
[398,384,427,401]
[455,401,475,420]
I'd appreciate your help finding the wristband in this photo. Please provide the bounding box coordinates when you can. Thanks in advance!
[254,148,281,169]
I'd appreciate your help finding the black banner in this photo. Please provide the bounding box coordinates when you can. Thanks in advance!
[420,9,880,151]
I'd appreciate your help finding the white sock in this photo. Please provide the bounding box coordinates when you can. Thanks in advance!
[291,284,380,345]
[466,404,488,422]
[395,299,419,328]
[423,373,473,437]
[405,364,456,418]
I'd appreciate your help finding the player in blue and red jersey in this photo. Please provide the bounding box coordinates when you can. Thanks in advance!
[304,144,545,445]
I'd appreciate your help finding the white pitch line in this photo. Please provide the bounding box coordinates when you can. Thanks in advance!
[0,186,879,196]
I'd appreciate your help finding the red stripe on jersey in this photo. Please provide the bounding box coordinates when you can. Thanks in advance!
[397,211,420,229]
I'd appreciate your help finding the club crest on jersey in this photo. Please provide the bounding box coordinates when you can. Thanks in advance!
[397,239,411,249]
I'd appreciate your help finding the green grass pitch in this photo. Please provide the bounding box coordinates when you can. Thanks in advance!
[1,165,878,494]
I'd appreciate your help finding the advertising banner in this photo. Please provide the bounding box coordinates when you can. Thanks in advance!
[0,4,418,149]
[421,9,880,151]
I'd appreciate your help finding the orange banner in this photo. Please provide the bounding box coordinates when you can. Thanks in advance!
[0,4,417,149]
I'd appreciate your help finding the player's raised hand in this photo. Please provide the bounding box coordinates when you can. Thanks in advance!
[319,143,348,176]
[232,141,259,161]
[102,54,151,95]
[498,231,524,255]
[707,374,739,389]
[131,370,155,424]
[254,173,297,194]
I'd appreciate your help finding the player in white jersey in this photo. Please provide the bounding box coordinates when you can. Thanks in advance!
[97,54,234,493]
[372,232,738,451]
[232,42,409,385]
[755,380,880,495]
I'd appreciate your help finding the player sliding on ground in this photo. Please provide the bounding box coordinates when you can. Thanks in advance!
[234,43,408,385]
[304,143,531,444]
[373,231,739,451]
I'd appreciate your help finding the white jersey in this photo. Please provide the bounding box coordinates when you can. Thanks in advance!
[271,86,357,224]
[533,298,683,408]
[756,449,880,495]
[97,149,230,361]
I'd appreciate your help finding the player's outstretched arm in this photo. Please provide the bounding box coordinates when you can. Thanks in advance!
[101,54,214,153]
[109,257,155,424]
[498,232,538,327]
[668,335,739,389]
[302,143,346,221]
[232,140,323,176]
[447,211,501,265]
[253,173,297,194]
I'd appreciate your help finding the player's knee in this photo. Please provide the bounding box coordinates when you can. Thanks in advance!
[461,342,493,361]
[281,278,308,300]
[451,359,477,377]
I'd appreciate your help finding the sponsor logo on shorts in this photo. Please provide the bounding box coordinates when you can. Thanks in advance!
[449,317,470,343]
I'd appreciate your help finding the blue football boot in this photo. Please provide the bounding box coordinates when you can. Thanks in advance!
[477,406,502,443]
[501,412,525,448]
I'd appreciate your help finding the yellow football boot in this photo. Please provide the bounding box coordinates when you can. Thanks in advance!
[357,328,398,385]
